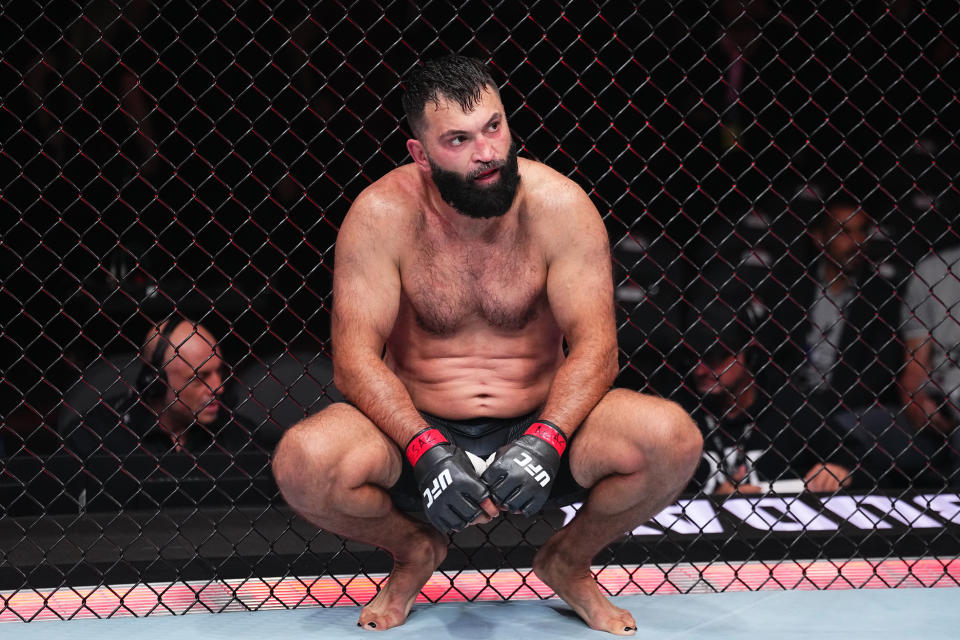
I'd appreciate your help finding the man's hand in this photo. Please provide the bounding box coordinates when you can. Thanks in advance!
[714,464,762,495]
[923,391,957,434]
[407,428,492,533]
[804,463,852,493]
[481,421,566,517]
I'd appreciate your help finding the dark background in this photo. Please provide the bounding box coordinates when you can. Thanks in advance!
[1,1,958,461]
[1,0,959,610]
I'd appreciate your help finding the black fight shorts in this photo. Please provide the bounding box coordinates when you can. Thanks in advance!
[389,410,588,513]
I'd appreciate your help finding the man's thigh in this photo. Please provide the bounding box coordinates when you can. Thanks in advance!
[567,388,694,489]
[281,402,404,490]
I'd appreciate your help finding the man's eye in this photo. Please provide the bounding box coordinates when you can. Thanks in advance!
[489,121,499,131]
[450,136,465,146]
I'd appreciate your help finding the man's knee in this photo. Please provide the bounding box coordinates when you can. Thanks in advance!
[273,416,326,509]
[274,405,352,504]
[625,393,701,471]
[574,391,700,482]
[663,401,703,474]
[616,398,700,498]
[272,403,400,511]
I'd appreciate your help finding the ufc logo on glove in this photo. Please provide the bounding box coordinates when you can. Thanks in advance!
[512,451,551,487]
[423,469,452,508]
[482,421,567,517]
[406,427,491,532]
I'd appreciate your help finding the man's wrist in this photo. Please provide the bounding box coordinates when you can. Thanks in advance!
[525,420,567,457]
[405,427,449,466]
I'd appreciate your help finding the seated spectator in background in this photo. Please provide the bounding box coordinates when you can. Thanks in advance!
[771,233,957,490]
[764,195,902,415]
[895,244,960,486]
[65,317,269,460]
[684,301,859,495]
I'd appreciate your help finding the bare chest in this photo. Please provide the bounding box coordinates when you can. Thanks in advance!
[403,240,546,335]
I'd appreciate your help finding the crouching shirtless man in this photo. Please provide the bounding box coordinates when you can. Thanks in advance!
[272,55,702,635]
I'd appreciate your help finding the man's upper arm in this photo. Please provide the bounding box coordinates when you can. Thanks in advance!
[903,336,931,380]
[332,190,403,365]
[900,266,935,379]
[901,268,932,344]
[543,182,617,353]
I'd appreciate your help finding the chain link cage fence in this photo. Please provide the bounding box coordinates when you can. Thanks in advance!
[2,0,959,622]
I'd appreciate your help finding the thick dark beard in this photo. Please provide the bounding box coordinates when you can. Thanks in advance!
[428,141,520,219]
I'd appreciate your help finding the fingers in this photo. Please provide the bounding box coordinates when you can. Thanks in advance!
[480,466,506,491]
[453,494,502,531]
[804,463,848,492]
[805,474,839,492]
[479,497,499,518]
[468,513,493,526]
[464,498,501,527]
[808,477,838,493]
[714,481,737,495]
[731,465,748,482]
[737,484,763,494]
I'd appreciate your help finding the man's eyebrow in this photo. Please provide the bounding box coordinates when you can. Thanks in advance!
[440,113,501,138]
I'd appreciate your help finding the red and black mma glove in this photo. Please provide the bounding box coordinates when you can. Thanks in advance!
[406,428,491,534]
[481,420,566,517]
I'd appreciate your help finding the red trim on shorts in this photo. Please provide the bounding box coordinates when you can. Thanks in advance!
[405,428,449,467]
[525,420,567,457]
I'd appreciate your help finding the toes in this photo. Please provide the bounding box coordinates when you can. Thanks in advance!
[604,611,637,636]
[357,606,395,631]
[597,620,636,635]
[357,615,388,631]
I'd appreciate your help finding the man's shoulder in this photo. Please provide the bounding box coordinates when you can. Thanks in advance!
[64,395,152,457]
[518,158,587,204]
[338,166,421,251]
[352,165,422,214]
[79,395,138,424]
[916,245,960,279]
[518,158,601,240]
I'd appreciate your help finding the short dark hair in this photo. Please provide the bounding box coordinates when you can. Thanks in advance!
[686,299,754,367]
[401,55,499,138]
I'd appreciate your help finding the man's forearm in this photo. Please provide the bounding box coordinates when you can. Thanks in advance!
[538,341,618,436]
[334,355,428,447]
[900,349,934,431]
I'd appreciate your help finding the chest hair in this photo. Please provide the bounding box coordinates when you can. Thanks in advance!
[407,236,544,335]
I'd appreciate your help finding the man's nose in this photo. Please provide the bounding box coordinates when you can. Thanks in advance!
[472,135,495,163]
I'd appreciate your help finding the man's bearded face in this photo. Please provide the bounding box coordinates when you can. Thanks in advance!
[427,140,520,219]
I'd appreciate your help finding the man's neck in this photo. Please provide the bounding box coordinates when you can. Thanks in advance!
[820,259,852,294]
[154,406,190,438]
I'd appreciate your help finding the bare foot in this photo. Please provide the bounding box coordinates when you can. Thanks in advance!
[357,524,447,631]
[533,532,638,636]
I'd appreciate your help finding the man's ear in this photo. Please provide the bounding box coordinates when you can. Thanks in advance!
[407,138,431,171]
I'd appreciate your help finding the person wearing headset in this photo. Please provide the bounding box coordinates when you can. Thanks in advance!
[65,316,263,459]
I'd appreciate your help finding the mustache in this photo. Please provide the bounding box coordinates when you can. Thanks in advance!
[467,158,506,180]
